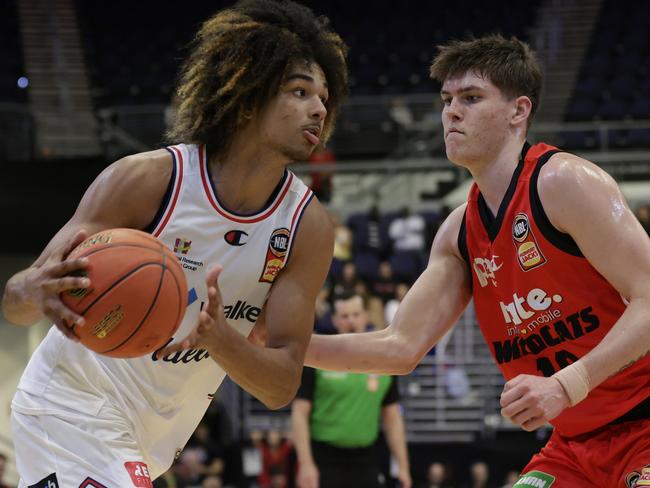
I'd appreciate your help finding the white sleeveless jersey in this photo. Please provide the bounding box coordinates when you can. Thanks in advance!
[12,143,314,476]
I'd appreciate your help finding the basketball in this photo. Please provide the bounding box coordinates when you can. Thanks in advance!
[61,228,188,358]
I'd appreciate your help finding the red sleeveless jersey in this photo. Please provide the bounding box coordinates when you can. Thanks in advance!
[461,142,650,437]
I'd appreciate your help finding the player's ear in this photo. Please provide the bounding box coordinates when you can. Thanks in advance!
[512,96,532,126]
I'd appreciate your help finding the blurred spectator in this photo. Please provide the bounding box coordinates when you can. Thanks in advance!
[314,284,335,334]
[308,145,335,203]
[389,97,415,157]
[332,213,353,262]
[330,212,353,281]
[353,281,386,330]
[0,453,10,488]
[185,421,225,478]
[358,205,390,259]
[202,475,223,488]
[421,461,453,488]
[427,205,451,248]
[499,470,520,488]
[252,429,294,488]
[389,207,426,253]
[385,283,410,325]
[175,448,207,487]
[462,461,495,488]
[371,261,398,303]
[202,398,240,486]
[635,203,650,235]
[333,262,362,297]
[152,462,179,488]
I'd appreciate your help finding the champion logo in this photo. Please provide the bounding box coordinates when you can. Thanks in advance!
[224,230,248,246]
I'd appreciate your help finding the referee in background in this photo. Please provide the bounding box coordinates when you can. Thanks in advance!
[291,292,411,488]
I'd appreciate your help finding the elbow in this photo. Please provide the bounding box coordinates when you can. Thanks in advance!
[261,371,301,410]
[391,333,423,375]
[262,391,294,410]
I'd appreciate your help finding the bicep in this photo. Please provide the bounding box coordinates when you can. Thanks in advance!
[33,152,172,267]
[541,157,650,299]
[391,241,471,360]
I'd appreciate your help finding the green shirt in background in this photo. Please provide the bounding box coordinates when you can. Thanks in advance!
[296,367,399,448]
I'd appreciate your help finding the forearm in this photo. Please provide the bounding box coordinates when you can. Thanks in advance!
[581,297,650,388]
[208,327,302,409]
[1,268,42,326]
[305,327,415,374]
[382,407,410,474]
[291,409,315,465]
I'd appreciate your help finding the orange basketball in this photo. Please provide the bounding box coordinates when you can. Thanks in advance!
[61,228,188,358]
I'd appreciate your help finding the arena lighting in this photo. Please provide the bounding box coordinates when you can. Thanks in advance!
[17,76,28,88]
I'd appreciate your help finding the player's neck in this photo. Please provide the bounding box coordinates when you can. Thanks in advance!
[208,139,288,215]
[471,139,526,216]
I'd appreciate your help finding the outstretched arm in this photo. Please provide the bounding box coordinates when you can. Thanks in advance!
[305,205,472,374]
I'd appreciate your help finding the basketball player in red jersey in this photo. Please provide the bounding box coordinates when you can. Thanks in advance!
[305,35,650,487]
[1,1,348,486]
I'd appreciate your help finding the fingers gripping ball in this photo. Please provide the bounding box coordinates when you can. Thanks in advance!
[61,228,188,358]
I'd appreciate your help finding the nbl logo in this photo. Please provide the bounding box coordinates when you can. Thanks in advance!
[259,228,291,283]
[269,228,290,257]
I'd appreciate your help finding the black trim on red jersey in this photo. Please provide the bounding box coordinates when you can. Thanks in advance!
[458,212,469,264]
[143,149,176,233]
[529,150,584,257]
[477,142,530,242]
[610,395,650,425]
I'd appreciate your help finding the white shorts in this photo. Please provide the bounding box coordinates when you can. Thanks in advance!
[11,403,155,488]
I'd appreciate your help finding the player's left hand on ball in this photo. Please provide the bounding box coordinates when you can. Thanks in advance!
[156,264,227,356]
[499,374,570,432]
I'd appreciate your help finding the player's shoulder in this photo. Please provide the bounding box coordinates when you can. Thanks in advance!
[115,148,173,177]
[294,197,334,250]
[538,151,622,232]
[539,151,617,195]
[106,149,174,194]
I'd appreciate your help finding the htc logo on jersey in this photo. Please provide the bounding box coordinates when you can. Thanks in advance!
[224,300,261,322]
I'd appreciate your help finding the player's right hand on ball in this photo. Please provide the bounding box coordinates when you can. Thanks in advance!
[32,229,91,340]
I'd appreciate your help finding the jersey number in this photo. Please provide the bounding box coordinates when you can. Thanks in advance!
[536,350,579,377]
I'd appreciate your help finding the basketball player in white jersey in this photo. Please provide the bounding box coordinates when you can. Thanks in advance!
[1,1,348,486]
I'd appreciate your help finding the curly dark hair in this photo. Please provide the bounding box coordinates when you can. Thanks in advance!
[430,34,543,127]
[167,0,349,157]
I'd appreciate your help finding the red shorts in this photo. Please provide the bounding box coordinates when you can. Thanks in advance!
[517,419,650,488]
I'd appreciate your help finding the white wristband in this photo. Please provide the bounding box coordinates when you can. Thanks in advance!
[552,360,590,407]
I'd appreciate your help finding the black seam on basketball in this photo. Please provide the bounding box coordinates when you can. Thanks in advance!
[101,261,167,354]
[74,261,164,316]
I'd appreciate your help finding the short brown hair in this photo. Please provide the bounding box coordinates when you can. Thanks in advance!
[167,0,348,158]
[429,34,542,127]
